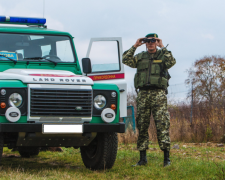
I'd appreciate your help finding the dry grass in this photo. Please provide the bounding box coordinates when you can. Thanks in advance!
[168,102,225,143]
[121,91,225,144]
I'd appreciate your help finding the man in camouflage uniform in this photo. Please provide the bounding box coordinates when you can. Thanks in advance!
[122,33,176,167]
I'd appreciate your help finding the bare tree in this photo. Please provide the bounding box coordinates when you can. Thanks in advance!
[185,55,225,105]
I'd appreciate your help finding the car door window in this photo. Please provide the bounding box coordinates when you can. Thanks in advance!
[89,41,120,73]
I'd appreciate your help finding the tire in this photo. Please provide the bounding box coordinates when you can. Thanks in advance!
[0,133,4,164]
[18,147,40,158]
[80,132,118,170]
[105,132,118,169]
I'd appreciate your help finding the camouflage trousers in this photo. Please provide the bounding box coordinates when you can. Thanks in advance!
[136,89,170,151]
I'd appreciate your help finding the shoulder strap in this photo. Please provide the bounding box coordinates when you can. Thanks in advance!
[137,51,146,60]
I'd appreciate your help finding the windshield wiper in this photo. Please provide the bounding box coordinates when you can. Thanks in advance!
[0,54,17,64]
[23,57,57,66]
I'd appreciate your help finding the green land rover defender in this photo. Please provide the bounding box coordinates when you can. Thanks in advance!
[0,16,127,170]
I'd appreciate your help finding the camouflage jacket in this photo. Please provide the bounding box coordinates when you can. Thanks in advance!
[122,46,176,69]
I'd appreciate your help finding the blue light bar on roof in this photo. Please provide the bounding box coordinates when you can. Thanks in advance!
[10,17,46,24]
[0,16,6,22]
[0,16,46,25]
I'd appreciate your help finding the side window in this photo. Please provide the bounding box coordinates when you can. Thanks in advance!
[56,40,74,62]
[89,41,120,73]
[41,45,51,56]
[15,49,24,60]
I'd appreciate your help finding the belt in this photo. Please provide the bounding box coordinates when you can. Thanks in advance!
[139,86,165,91]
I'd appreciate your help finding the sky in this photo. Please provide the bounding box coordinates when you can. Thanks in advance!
[0,0,225,101]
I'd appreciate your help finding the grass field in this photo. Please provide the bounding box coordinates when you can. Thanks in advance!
[0,142,225,180]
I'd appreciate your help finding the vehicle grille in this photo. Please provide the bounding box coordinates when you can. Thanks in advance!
[30,89,92,117]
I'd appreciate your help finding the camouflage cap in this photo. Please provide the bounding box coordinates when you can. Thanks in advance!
[145,33,158,38]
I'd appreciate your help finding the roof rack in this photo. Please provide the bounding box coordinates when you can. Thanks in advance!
[0,16,47,28]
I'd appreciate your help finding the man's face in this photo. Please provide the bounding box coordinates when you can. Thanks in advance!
[146,37,157,51]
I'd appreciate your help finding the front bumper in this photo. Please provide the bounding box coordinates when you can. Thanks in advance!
[0,122,125,133]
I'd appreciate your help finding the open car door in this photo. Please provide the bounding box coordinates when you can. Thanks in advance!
[86,37,127,117]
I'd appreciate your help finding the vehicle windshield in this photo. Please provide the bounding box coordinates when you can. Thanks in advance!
[0,33,75,63]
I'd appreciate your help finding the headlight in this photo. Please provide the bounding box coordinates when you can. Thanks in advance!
[9,93,23,107]
[94,95,106,109]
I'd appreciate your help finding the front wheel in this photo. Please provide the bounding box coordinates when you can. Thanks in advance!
[0,133,3,164]
[80,132,118,170]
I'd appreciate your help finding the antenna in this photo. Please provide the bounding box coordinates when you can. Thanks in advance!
[43,0,45,18]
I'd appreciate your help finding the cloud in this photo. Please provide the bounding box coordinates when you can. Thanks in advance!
[1,0,225,99]
[201,34,214,40]
[46,16,64,31]
[157,2,170,17]
[0,1,64,31]
[0,5,5,14]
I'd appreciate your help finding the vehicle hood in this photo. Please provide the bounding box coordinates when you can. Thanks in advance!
[0,69,93,85]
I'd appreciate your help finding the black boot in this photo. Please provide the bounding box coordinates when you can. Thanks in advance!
[164,150,171,167]
[132,150,147,166]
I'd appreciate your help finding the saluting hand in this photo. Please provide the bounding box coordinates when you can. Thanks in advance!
[133,38,145,48]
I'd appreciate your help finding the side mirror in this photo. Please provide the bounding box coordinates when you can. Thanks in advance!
[82,58,92,74]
